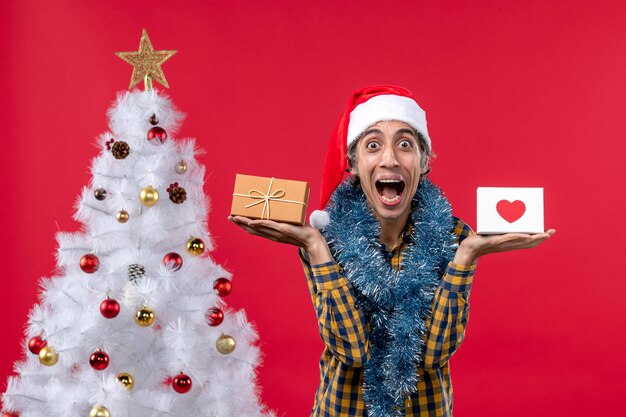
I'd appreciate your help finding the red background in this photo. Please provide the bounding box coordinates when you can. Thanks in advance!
[2,1,626,415]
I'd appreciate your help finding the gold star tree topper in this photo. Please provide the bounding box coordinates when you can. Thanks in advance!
[116,29,177,90]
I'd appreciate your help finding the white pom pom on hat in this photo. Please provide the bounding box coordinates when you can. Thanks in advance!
[309,85,430,229]
[309,209,330,229]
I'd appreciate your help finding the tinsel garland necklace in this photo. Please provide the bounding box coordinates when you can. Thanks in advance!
[322,178,455,417]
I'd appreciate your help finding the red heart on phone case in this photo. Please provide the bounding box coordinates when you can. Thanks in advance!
[496,200,526,223]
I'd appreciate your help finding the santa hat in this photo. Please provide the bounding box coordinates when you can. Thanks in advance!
[309,85,431,229]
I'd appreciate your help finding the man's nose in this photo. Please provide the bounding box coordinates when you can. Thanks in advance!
[379,146,399,168]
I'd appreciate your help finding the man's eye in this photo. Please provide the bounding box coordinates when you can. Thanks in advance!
[366,142,379,150]
[399,140,412,148]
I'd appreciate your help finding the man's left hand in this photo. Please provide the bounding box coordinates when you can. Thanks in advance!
[453,229,557,266]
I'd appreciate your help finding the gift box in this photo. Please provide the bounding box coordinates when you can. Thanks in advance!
[477,187,544,234]
[231,174,310,225]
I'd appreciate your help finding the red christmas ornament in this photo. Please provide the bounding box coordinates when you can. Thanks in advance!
[147,127,167,144]
[213,278,232,297]
[172,372,192,394]
[89,350,109,371]
[80,254,100,274]
[206,307,224,327]
[28,336,47,355]
[100,298,120,319]
[162,252,183,271]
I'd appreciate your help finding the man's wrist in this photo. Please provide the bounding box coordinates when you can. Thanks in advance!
[305,232,333,264]
[453,246,477,266]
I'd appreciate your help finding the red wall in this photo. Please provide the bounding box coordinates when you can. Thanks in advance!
[2,1,625,415]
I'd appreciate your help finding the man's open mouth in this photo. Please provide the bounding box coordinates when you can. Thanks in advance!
[375,179,405,205]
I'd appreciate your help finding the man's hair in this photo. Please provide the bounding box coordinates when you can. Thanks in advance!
[346,124,433,176]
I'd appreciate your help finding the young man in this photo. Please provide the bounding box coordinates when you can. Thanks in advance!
[230,85,555,417]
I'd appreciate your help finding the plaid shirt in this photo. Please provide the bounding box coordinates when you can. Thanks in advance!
[299,217,476,417]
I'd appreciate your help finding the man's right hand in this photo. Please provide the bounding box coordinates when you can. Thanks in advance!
[228,216,334,264]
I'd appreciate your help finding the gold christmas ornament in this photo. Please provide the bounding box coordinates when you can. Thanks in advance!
[185,238,205,256]
[38,346,59,366]
[89,405,111,417]
[116,372,134,390]
[139,186,159,207]
[115,29,177,90]
[135,306,155,327]
[175,159,187,174]
[116,209,129,223]
[216,334,236,355]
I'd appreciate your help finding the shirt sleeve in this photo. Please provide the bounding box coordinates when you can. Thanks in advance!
[423,218,477,370]
[299,248,370,367]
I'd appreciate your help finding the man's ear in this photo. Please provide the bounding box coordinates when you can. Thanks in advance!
[347,158,358,176]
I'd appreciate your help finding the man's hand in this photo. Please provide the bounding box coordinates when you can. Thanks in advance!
[228,216,334,264]
[453,229,557,266]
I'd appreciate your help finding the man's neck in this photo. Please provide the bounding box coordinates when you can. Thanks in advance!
[378,210,411,250]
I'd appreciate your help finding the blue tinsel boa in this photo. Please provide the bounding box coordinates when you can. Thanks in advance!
[321,178,455,417]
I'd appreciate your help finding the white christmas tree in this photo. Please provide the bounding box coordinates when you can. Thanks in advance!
[2,30,273,417]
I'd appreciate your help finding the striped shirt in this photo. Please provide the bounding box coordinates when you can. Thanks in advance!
[299,217,476,416]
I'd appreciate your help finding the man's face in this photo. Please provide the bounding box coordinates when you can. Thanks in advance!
[350,120,426,223]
